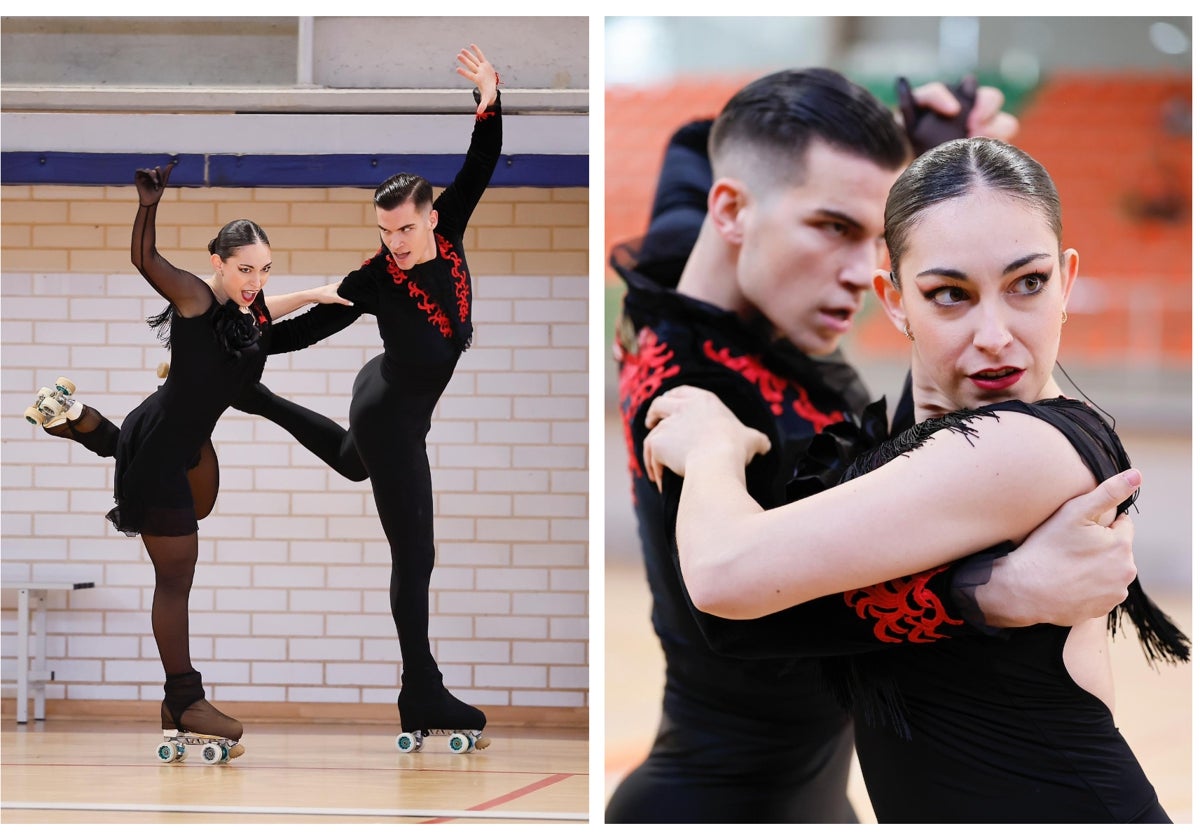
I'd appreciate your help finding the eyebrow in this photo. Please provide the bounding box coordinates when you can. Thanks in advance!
[814,208,866,233]
[915,252,1054,280]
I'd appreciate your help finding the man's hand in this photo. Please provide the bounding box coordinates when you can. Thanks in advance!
[456,43,498,115]
[973,469,1141,628]
[898,75,1019,156]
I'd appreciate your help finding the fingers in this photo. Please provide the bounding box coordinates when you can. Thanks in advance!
[1076,469,1142,524]
[160,160,176,186]
[909,80,964,117]
[966,87,1019,141]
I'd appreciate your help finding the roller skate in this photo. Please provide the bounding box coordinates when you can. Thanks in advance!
[395,680,490,754]
[155,671,245,765]
[24,377,77,427]
[24,378,119,457]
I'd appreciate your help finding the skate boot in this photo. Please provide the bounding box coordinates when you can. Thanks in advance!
[26,378,118,458]
[395,679,489,754]
[155,670,245,764]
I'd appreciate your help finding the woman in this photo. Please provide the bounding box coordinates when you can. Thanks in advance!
[36,163,347,760]
[232,44,501,750]
[642,137,1189,822]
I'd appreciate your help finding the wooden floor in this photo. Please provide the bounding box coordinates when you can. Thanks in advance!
[1,720,588,824]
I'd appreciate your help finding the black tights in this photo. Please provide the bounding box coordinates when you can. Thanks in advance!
[238,368,442,685]
[142,441,218,676]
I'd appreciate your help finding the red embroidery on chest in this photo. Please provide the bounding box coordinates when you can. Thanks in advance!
[701,342,845,432]
[844,564,964,643]
[617,328,681,480]
[384,234,471,340]
[437,233,472,325]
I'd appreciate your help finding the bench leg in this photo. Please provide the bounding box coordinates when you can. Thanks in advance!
[17,588,30,724]
[33,590,47,721]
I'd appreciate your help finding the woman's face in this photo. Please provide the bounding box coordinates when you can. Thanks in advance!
[877,187,1077,418]
[212,242,272,307]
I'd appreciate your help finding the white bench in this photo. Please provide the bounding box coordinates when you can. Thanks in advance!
[3,581,94,723]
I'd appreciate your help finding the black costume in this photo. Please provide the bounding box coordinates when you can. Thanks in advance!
[821,398,1189,823]
[122,178,271,737]
[110,297,268,537]
[235,94,502,730]
[608,121,972,823]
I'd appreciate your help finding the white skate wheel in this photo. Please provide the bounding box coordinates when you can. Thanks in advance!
[55,377,76,395]
[200,743,227,764]
[447,733,471,754]
[155,742,178,763]
[24,407,43,425]
[396,732,419,753]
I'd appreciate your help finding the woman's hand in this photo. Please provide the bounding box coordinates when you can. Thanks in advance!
[456,43,498,115]
[643,385,771,490]
[310,282,353,306]
[135,162,175,208]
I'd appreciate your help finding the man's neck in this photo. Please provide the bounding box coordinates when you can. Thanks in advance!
[676,217,752,319]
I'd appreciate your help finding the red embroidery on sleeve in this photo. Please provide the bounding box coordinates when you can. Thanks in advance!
[702,341,845,432]
[844,564,964,643]
[617,328,681,480]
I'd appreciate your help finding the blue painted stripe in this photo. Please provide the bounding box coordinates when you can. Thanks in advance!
[1,152,588,188]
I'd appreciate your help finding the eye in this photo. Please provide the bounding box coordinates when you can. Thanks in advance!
[1012,272,1049,295]
[926,285,970,306]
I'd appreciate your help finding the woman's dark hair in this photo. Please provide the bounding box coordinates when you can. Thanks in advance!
[885,137,1063,278]
[709,67,910,186]
[208,219,270,260]
[374,172,434,211]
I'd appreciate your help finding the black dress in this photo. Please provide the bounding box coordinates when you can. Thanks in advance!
[108,294,269,536]
[835,397,1188,823]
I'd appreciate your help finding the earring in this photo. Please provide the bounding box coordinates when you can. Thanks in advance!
[1061,310,1068,324]
[903,323,915,341]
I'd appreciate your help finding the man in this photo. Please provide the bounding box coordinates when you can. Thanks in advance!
[607,68,1136,822]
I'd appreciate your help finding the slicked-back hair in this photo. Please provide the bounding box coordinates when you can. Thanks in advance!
[885,137,1063,278]
[208,219,269,259]
[374,172,434,211]
[709,68,910,191]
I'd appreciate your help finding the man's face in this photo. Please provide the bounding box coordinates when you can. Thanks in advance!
[376,200,438,270]
[734,141,903,356]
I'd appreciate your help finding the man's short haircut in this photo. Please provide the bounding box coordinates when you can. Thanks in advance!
[374,172,434,211]
[709,68,910,191]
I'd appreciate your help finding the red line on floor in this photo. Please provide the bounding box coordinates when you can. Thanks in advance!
[421,773,576,823]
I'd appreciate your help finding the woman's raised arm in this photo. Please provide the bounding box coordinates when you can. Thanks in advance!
[130,162,212,318]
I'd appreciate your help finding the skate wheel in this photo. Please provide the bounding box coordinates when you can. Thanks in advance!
[200,743,227,764]
[396,732,419,753]
[155,742,176,763]
[24,407,43,426]
[55,377,76,396]
[157,362,170,378]
[447,733,472,754]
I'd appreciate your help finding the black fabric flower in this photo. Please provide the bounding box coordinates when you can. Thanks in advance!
[786,396,891,502]
[211,299,261,358]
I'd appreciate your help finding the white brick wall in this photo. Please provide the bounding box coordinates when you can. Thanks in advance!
[1,269,589,712]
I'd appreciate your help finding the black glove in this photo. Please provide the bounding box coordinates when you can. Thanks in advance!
[897,75,978,157]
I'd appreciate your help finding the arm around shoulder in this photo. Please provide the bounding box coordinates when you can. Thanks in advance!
[677,408,1100,619]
